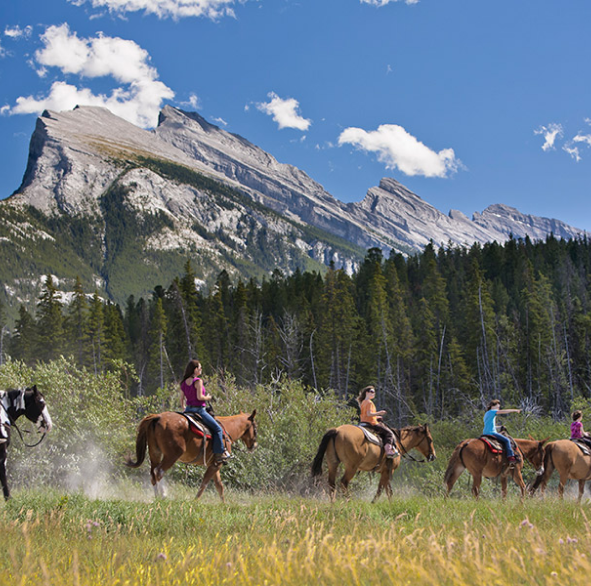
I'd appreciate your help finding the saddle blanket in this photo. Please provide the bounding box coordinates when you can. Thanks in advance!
[180,412,212,439]
[478,434,518,456]
[479,435,504,453]
[358,424,382,446]
[571,438,591,456]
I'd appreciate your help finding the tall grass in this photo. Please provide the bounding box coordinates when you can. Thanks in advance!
[1,490,589,585]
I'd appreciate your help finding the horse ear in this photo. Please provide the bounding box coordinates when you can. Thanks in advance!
[31,384,38,393]
[541,437,550,446]
[249,409,257,421]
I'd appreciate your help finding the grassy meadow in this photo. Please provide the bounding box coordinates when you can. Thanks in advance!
[1,488,590,586]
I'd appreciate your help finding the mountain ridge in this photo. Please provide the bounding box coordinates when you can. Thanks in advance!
[0,105,586,317]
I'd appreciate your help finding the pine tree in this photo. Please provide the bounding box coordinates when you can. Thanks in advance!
[66,276,88,365]
[87,291,105,374]
[36,274,64,362]
[10,305,37,364]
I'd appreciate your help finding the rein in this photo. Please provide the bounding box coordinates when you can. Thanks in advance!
[10,422,47,448]
[393,428,430,463]
[1,390,48,448]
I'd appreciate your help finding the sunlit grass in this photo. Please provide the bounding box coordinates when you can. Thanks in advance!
[0,490,589,585]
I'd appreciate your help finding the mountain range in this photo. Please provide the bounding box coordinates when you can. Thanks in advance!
[0,105,586,317]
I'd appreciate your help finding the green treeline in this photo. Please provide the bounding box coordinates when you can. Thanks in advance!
[2,234,590,422]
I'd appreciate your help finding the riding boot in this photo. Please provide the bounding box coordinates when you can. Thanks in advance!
[384,444,396,459]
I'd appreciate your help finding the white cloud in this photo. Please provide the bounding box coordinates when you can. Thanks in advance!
[4,25,33,39]
[213,116,228,126]
[573,133,591,147]
[68,0,241,20]
[256,92,311,131]
[360,0,419,6]
[5,24,173,128]
[0,41,5,58]
[534,123,563,151]
[563,145,581,162]
[338,124,459,178]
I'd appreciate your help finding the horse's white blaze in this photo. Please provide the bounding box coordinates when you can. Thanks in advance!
[535,466,545,476]
[37,405,53,432]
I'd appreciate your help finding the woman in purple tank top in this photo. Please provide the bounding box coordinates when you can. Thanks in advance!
[180,359,230,465]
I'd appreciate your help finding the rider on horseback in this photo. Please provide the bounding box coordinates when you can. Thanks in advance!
[483,399,521,465]
[180,360,230,466]
[358,386,398,458]
[570,410,591,447]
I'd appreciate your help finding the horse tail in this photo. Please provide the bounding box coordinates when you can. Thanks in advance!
[443,440,469,485]
[530,442,555,493]
[311,428,339,477]
[125,414,160,468]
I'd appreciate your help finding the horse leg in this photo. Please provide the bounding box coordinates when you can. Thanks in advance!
[558,472,569,499]
[150,446,183,498]
[327,460,339,503]
[339,463,360,499]
[512,469,527,500]
[0,446,9,500]
[501,475,508,499]
[211,469,225,503]
[373,463,393,503]
[578,480,585,503]
[196,464,222,500]
[445,464,465,496]
[471,473,482,499]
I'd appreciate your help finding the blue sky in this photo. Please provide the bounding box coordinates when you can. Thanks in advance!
[1,0,590,232]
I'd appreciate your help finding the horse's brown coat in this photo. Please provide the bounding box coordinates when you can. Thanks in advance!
[444,437,547,498]
[312,424,436,502]
[530,439,591,501]
[126,410,257,501]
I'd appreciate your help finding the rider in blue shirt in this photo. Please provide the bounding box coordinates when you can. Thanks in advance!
[483,399,522,464]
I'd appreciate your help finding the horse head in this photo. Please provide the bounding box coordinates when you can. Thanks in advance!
[420,424,437,462]
[25,385,53,434]
[240,409,257,452]
[528,436,549,476]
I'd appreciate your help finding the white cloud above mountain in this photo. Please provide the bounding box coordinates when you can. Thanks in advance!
[534,123,563,151]
[67,0,241,20]
[338,123,459,178]
[4,24,173,128]
[256,92,311,131]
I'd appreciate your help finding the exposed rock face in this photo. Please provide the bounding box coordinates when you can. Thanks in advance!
[1,104,586,312]
[13,105,586,254]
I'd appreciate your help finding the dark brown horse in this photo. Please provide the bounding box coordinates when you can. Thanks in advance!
[312,424,436,502]
[529,439,591,501]
[126,410,257,501]
[444,436,548,498]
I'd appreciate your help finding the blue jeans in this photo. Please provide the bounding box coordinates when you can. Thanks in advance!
[185,406,224,454]
[489,432,515,457]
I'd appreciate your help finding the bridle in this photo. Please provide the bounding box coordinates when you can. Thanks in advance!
[394,427,435,464]
[1,389,50,448]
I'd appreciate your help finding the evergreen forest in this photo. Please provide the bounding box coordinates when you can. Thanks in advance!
[2,234,591,424]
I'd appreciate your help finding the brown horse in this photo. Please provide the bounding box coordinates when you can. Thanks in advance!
[529,440,591,501]
[444,437,548,498]
[126,410,257,501]
[311,424,436,502]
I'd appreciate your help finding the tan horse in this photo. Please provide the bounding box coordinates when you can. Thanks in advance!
[126,410,257,501]
[444,437,548,498]
[311,424,436,502]
[529,439,591,501]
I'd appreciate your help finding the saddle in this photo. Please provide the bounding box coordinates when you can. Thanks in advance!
[180,412,212,439]
[479,434,518,457]
[358,423,382,447]
[571,438,591,456]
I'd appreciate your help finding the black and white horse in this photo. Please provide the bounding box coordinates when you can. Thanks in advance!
[0,385,53,499]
